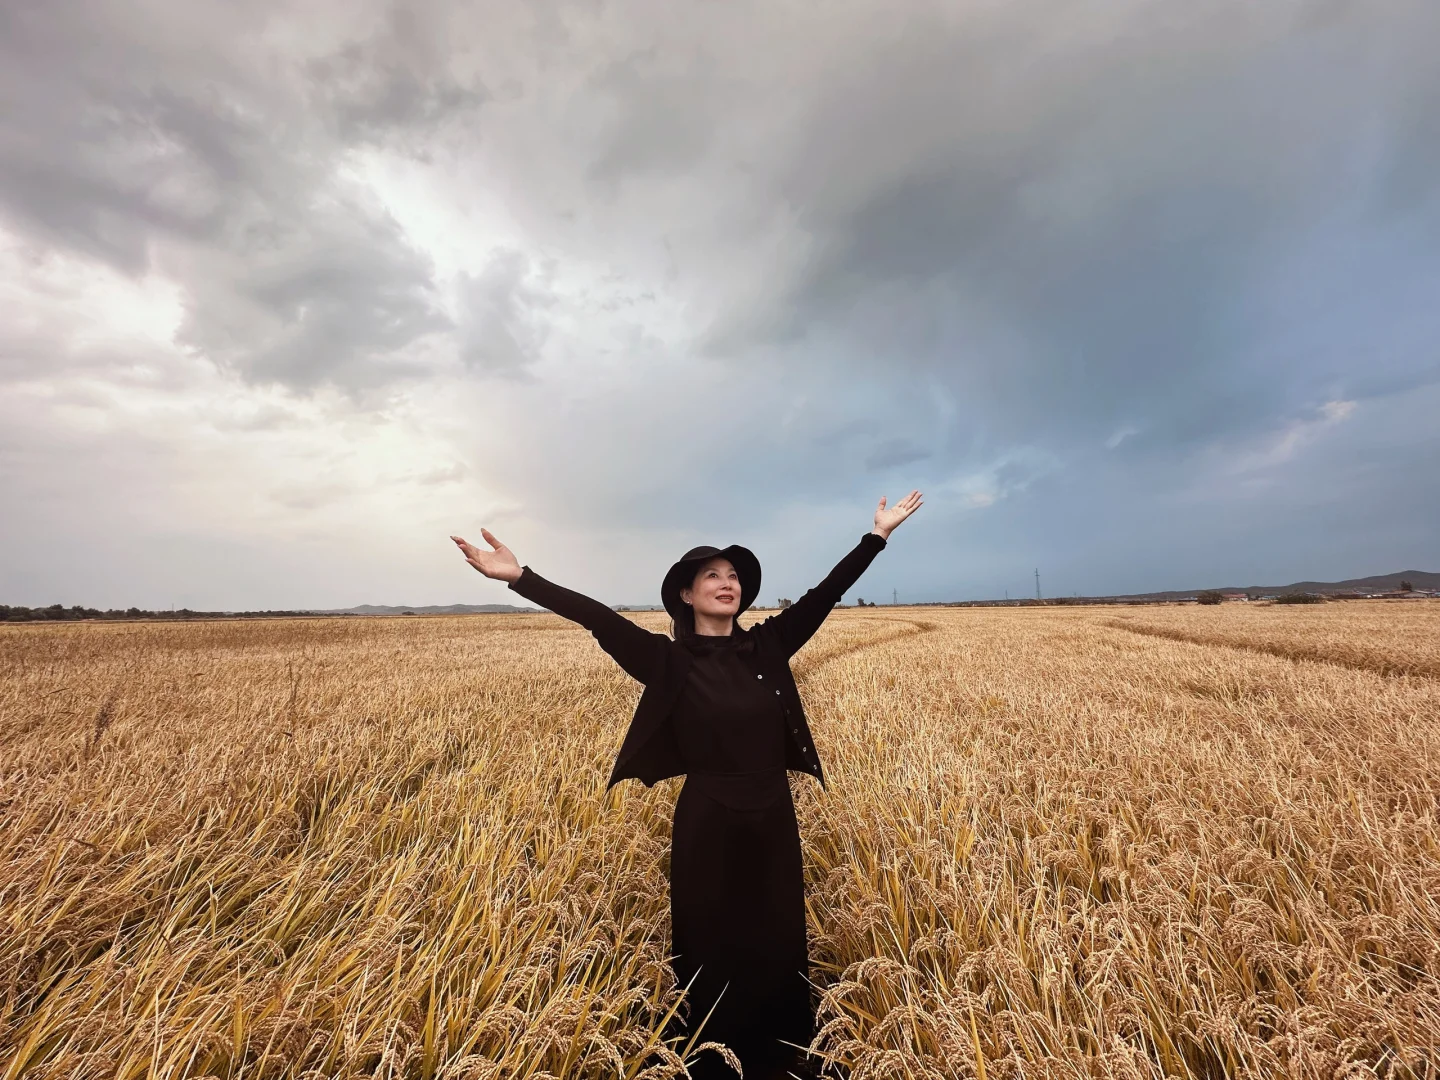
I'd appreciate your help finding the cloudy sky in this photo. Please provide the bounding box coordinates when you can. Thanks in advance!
[3,0,1437,611]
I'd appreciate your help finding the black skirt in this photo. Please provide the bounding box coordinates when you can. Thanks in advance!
[669,768,812,1079]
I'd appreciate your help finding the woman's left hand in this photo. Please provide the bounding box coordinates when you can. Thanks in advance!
[873,490,923,539]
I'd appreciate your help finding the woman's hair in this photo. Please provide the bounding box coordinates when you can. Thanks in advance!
[670,605,694,642]
[670,600,735,641]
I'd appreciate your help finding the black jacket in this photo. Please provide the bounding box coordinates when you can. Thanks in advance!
[507,532,888,791]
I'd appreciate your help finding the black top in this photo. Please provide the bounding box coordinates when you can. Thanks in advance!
[676,631,789,809]
[676,632,787,771]
[506,531,888,790]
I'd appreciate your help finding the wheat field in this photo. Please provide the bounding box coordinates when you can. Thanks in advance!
[2,604,1439,1079]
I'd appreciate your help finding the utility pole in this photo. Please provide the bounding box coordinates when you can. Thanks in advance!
[893,588,898,606]
[1034,568,1042,601]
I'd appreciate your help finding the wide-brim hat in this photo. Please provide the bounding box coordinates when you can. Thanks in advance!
[661,544,762,621]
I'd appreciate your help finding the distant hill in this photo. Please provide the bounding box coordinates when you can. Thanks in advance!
[1250,570,1439,593]
[320,603,539,615]
[1108,570,1439,602]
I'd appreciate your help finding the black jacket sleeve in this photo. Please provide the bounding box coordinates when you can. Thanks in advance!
[752,532,887,659]
[507,568,669,685]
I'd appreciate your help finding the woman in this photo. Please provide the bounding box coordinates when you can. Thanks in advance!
[450,491,923,1078]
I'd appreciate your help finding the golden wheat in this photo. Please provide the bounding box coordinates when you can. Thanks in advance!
[1103,602,1440,678]
[2,605,1438,1078]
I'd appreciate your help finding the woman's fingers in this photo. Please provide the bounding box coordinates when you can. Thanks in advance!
[879,492,922,513]
[877,490,923,524]
[450,536,487,572]
[880,491,922,511]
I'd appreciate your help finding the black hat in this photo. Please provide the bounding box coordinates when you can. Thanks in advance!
[661,544,762,621]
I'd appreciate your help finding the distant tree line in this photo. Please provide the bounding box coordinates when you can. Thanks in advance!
[1,604,318,622]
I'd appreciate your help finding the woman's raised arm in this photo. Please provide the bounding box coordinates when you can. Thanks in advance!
[451,529,667,685]
[752,491,924,659]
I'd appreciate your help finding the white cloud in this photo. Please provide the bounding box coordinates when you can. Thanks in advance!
[1225,399,1359,478]
[1105,425,1140,450]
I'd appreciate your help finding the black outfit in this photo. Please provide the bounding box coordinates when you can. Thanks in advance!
[671,632,807,1077]
[507,533,888,1077]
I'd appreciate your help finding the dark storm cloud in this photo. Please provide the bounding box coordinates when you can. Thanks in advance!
[455,250,553,376]
[584,49,724,187]
[174,201,452,390]
[693,0,1440,459]
[432,0,1438,596]
[3,0,1438,607]
[865,439,931,471]
[0,1,467,393]
[304,4,491,143]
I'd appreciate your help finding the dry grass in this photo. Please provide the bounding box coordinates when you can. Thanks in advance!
[1103,603,1440,679]
[2,605,1439,1079]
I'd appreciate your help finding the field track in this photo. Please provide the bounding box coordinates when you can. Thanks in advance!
[1103,607,1440,680]
[3,605,1439,1079]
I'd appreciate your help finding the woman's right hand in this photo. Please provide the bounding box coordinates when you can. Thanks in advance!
[451,529,523,583]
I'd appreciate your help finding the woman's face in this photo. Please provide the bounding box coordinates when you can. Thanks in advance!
[681,557,741,619]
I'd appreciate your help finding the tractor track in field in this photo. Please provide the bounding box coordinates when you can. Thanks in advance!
[1101,618,1440,680]
[792,617,939,682]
